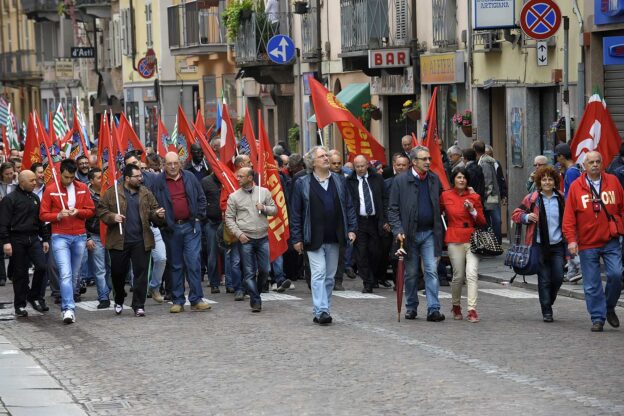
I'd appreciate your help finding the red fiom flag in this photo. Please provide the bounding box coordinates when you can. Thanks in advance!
[257,110,289,262]
[36,113,61,186]
[156,118,177,158]
[177,105,197,164]
[220,104,237,170]
[69,109,89,160]
[97,112,119,245]
[570,94,622,166]
[242,106,259,167]
[422,87,450,190]
[308,77,386,165]
[22,114,40,171]
[118,113,145,160]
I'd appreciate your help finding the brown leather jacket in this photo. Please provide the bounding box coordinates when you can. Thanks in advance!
[97,185,165,251]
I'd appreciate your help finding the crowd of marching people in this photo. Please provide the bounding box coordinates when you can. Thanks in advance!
[1,118,623,332]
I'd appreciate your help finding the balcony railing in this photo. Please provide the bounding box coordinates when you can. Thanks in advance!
[235,11,292,66]
[0,51,42,82]
[168,1,227,54]
[340,0,412,54]
[21,0,58,17]
[301,7,320,61]
[74,0,112,18]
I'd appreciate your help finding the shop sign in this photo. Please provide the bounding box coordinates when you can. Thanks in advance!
[473,0,516,29]
[55,60,74,79]
[370,67,414,95]
[420,52,465,85]
[603,36,624,65]
[595,0,624,25]
[368,48,410,69]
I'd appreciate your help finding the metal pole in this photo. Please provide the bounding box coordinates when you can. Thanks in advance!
[563,16,571,142]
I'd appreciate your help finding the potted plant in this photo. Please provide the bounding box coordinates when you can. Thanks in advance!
[361,103,381,129]
[288,123,300,152]
[293,1,308,14]
[453,109,473,137]
[397,99,421,122]
[223,0,255,41]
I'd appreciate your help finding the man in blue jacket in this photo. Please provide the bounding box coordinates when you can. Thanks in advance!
[290,146,357,325]
[151,152,211,313]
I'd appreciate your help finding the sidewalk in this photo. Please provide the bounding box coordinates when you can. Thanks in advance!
[0,333,87,416]
[477,255,624,308]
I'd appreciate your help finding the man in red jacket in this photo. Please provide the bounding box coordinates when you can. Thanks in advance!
[563,151,624,332]
[40,159,95,324]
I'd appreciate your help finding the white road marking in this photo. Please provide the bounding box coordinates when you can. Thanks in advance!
[260,293,302,301]
[333,291,385,299]
[479,288,539,299]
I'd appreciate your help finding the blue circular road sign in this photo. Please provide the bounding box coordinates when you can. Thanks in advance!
[267,35,295,64]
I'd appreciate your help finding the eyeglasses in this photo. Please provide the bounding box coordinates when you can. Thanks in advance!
[165,162,180,167]
[415,157,432,161]
[130,174,142,178]
[533,163,545,167]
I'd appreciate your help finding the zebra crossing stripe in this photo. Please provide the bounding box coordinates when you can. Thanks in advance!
[479,289,539,299]
[333,290,385,299]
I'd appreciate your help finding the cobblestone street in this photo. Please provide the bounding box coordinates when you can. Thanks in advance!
[1,276,623,415]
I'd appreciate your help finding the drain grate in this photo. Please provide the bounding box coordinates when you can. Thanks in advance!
[84,400,131,411]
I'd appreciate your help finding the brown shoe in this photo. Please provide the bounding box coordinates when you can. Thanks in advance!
[191,301,212,311]
[591,322,604,332]
[169,304,184,313]
[251,303,262,313]
[149,288,164,303]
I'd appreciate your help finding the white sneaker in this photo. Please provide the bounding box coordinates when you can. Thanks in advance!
[62,310,75,324]
[289,283,295,290]
[271,283,278,291]
[568,274,582,283]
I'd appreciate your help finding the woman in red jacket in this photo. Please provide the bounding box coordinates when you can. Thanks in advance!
[440,168,486,322]
[513,166,565,323]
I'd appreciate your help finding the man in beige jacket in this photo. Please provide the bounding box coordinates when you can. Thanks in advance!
[225,167,277,312]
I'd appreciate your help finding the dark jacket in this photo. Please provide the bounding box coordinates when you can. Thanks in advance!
[97,185,165,251]
[201,173,223,224]
[464,160,485,202]
[347,167,387,234]
[151,170,207,228]
[0,186,50,245]
[388,170,444,256]
[290,172,357,248]
[86,184,101,237]
[185,161,211,184]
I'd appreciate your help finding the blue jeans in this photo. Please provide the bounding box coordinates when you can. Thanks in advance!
[485,205,502,243]
[307,243,339,317]
[578,238,623,324]
[163,221,204,305]
[149,227,166,290]
[51,234,87,312]
[404,230,440,315]
[203,221,221,288]
[79,243,93,284]
[225,243,242,292]
[240,237,270,306]
[88,235,110,301]
[271,255,285,285]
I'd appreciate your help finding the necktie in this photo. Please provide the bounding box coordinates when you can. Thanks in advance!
[362,177,373,215]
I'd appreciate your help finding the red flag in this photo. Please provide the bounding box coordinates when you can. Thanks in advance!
[97,112,119,246]
[156,118,177,158]
[258,110,289,262]
[177,105,197,165]
[411,132,419,148]
[68,109,89,160]
[195,130,239,211]
[308,77,386,164]
[22,114,40,171]
[422,87,450,190]
[242,106,259,167]
[118,113,145,160]
[220,103,237,170]
[1,126,9,158]
[195,111,208,140]
[35,113,61,185]
[570,94,622,166]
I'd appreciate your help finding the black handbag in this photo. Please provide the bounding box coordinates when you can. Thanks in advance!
[470,226,503,256]
[504,221,539,276]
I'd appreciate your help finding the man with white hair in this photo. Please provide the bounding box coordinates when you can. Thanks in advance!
[527,155,549,193]
[445,145,464,181]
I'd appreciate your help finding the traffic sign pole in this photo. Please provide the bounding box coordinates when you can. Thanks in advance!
[563,16,570,142]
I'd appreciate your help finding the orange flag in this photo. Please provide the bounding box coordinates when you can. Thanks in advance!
[177,105,197,165]
[69,109,90,160]
[220,103,237,170]
[422,87,450,190]
[21,114,40,171]
[1,126,9,158]
[242,106,259,167]
[195,111,208,140]
[411,132,419,148]
[257,110,289,262]
[156,118,176,158]
[308,77,386,164]
[118,113,146,160]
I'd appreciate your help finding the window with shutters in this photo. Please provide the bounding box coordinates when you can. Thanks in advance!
[120,8,133,56]
[110,17,121,68]
[145,2,153,48]
[35,21,57,63]
[391,0,409,46]
[432,0,457,48]
[7,21,11,52]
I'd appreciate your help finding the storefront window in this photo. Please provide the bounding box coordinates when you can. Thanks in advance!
[435,85,457,149]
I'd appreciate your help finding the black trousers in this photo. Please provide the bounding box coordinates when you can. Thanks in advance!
[334,245,346,285]
[109,241,151,310]
[377,230,394,282]
[355,216,380,289]
[10,235,46,310]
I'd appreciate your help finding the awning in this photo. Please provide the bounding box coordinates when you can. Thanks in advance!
[308,82,371,123]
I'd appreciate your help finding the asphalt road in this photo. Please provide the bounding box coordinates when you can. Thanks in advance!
[0,278,623,416]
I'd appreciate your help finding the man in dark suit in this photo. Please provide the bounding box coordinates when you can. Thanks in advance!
[347,155,387,293]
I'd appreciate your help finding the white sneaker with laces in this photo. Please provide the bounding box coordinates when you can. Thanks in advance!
[114,304,123,315]
[62,310,75,324]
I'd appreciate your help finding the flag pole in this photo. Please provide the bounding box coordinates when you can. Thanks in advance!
[113,178,123,235]
[106,111,122,235]
[317,129,324,147]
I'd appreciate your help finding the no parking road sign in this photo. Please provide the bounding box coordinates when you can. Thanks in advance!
[520,0,562,40]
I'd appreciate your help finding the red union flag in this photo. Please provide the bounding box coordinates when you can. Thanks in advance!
[258,110,289,262]
[422,87,450,190]
[570,94,622,166]
[308,77,386,165]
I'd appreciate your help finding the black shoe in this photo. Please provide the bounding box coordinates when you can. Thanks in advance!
[361,287,373,294]
[427,310,446,322]
[79,283,87,294]
[251,303,262,313]
[97,300,111,309]
[345,267,356,279]
[73,294,81,303]
[226,287,235,294]
[372,283,380,289]
[334,283,345,291]
[211,287,221,294]
[163,293,172,302]
[28,299,44,313]
[543,314,554,323]
[15,307,28,317]
[318,311,332,325]
[38,299,49,312]
[591,322,604,332]
[607,309,620,328]
[234,291,244,301]
[378,280,392,288]
[0,278,5,286]
[277,279,292,293]
[404,310,417,320]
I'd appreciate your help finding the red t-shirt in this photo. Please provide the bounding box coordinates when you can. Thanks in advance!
[166,175,191,221]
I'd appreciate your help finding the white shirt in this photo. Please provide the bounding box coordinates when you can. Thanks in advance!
[66,182,76,209]
[265,0,279,23]
[357,174,375,216]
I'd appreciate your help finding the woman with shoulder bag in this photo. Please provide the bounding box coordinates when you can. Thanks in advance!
[440,168,487,323]
[511,165,565,323]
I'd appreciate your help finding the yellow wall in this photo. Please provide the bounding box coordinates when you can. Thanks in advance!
[472,1,581,85]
